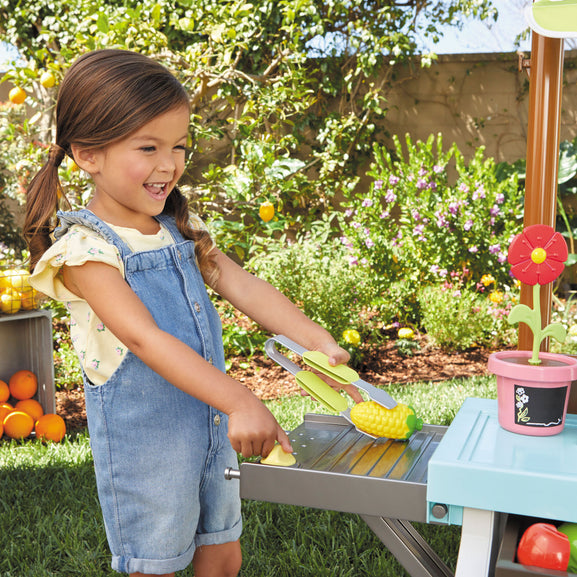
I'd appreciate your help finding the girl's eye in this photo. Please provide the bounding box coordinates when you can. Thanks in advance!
[140,146,156,152]
[174,145,187,152]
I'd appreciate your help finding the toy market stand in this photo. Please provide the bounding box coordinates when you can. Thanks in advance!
[225,3,577,577]
[226,397,577,576]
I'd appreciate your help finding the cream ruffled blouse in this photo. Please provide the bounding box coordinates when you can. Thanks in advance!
[31,213,212,386]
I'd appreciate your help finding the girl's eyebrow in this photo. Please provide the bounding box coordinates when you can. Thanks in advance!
[131,133,189,143]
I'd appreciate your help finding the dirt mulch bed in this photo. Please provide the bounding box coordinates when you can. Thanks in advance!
[56,336,494,432]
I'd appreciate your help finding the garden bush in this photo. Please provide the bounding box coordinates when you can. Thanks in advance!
[338,133,525,326]
[248,218,376,344]
[418,280,517,351]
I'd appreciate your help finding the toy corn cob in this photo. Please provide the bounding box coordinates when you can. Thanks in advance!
[350,401,423,440]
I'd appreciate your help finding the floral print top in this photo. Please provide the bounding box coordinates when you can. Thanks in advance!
[30,213,212,386]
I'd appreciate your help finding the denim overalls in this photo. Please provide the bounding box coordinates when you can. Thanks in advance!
[55,209,242,575]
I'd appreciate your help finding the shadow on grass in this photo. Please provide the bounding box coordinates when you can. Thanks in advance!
[0,432,112,577]
[0,431,460,577]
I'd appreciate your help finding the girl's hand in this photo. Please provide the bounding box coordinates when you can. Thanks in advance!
[310,341,365,404]
[227,397,292,459]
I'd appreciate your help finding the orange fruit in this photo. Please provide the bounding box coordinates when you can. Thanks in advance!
[0,421,3,438]
[3,410,34,439]
[9,370,38,400]
[8,86,26,105]
[19,288,39,310]
[258,201,275,222]
[0,403,14,422]
[0,380,9,403]
[35,414,66,442]
[15,399,44,423]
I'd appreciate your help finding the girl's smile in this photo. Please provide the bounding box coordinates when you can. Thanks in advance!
[77,105,190,233]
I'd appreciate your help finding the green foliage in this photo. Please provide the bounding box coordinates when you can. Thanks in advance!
[0,0,496,257]
[53,325,83,390]
[339,133,524,323]
[417,282,517,351]
[216,300,268,362]
[248,217,375,342]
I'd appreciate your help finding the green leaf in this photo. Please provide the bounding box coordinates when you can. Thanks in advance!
[151,4,162,24]
[541,323,567,344]
[507,304,534,327]
[96,12,109,34]
[558,140,577,185]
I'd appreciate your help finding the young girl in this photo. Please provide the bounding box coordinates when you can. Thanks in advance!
[24,49,358,577]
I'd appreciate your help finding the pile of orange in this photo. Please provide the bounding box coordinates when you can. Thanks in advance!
[0,370,66,442]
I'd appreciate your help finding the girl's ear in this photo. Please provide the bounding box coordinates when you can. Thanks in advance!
[70,145,100,175]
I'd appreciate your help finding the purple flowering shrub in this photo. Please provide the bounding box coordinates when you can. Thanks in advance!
[338,133,524,326]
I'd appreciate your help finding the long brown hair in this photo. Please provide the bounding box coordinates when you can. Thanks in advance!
[23,49,218,284]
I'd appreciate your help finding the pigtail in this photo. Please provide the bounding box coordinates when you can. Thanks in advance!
[23,144,71,272]
[164,187,220,286]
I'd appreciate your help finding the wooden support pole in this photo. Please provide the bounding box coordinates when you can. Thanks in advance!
[518,32,565,352]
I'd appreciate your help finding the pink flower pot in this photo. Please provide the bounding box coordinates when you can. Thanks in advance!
[488,351,577,436]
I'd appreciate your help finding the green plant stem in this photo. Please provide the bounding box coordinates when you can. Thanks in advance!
[530,283,542,365]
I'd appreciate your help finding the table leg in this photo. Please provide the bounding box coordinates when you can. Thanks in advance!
[455,508,505,577]
[360,515,454,577]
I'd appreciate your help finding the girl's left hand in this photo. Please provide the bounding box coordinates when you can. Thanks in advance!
[309,341,365,404]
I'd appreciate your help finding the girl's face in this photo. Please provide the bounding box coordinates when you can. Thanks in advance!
[84,105,190,231]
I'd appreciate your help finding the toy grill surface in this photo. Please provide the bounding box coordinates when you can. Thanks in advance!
[228,413,453,577]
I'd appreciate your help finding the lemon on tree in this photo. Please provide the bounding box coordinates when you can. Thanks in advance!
[259,201,275,222]
[8,86,26,105]
[40,70,56,88]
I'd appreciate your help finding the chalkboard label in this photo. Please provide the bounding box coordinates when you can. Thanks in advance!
[514,385,568,428]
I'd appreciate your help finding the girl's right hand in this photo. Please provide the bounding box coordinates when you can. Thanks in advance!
[227,398,293,459]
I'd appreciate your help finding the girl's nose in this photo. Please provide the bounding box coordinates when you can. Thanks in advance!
[158,152,176,173]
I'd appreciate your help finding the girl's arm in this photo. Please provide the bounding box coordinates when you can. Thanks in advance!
[210,249,364,403]
[62,260,292,458]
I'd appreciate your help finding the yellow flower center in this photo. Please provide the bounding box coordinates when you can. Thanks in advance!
[531,247,547,264]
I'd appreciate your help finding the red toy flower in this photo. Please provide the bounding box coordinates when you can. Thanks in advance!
[508,224,568,285]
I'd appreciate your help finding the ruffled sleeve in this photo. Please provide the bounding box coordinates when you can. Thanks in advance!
[30,224,123,301]
[189,213,217,252]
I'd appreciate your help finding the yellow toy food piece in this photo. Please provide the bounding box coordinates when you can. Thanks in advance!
[350,401,423,440]
[260,444,296,467]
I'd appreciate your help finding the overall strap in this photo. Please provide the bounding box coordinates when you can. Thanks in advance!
[55,209,138,260]
[154,213,187,244]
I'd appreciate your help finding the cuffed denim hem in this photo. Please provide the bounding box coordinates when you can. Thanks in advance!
[112,538,196,575]
[195,515,243,548]
[110,517,242,574]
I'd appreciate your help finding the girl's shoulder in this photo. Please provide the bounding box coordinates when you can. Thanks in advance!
[29,224,123,301]
[54,223,122,266]
[188,212,209,232]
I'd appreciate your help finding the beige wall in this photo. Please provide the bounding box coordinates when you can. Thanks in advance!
[384,50,577,164]
[3,50,576,165]
[0,80,11,103]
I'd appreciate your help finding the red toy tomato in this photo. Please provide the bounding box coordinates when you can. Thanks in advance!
[517,523,570,571]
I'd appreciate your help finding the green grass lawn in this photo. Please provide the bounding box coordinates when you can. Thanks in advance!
[0,375,496,576]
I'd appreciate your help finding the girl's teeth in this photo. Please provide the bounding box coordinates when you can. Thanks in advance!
[145,183,166,195]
